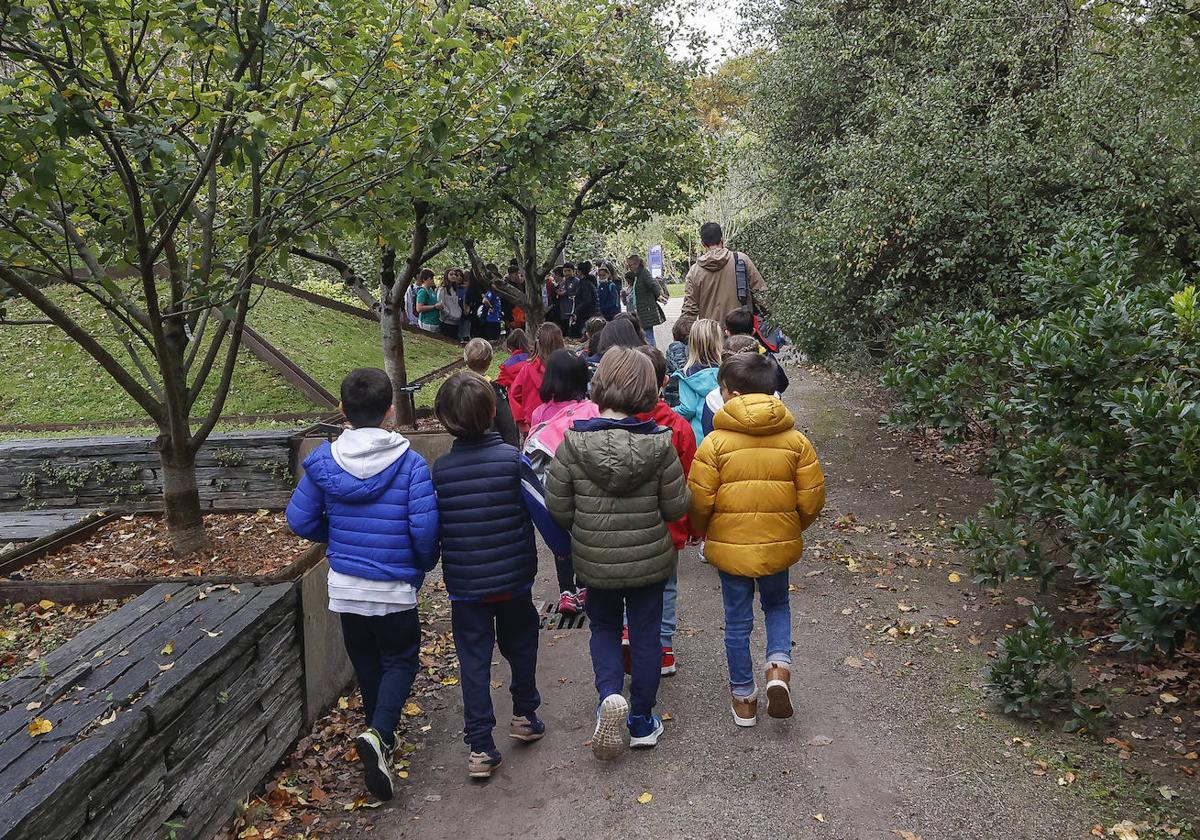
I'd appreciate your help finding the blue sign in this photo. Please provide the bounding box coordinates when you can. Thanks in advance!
[648,244,664,279]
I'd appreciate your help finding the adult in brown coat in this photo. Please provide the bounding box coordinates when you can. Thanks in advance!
[680,221,767,323]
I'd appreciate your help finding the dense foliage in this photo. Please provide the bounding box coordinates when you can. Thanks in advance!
[740,0,1200,357]
[885,225,1200,653]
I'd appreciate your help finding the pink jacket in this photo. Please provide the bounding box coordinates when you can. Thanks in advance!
[522,399,600,479]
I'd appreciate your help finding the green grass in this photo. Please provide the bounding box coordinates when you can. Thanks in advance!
[0,284,460,432]
[667,283,685,297]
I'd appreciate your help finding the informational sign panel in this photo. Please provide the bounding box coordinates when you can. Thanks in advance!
[648,244,664,279]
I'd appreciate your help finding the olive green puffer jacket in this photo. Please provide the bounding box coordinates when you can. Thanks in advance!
[545,419,690,589]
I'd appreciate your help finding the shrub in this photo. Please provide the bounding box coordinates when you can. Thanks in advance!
[988,608,1081,718]
[886,224,1200,652]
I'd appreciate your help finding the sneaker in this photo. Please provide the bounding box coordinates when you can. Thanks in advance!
[621,626,632,675]
[557,590,580,615]
[354,728,394,800]
[592,694,629,760]
[509,713,546,743]
[765,664,794,719]
[698,540,708,564]
[576,587,587,609]
[660,647,676,676]
[468,748,502,779]
[730,693,758,727]
[628,713,664,748]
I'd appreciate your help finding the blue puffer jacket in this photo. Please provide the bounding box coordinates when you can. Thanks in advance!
[286,429,439,586]
[673,364,721,444]
[432,432,569,600]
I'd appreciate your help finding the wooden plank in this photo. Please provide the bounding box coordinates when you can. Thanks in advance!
[0,511,97,542]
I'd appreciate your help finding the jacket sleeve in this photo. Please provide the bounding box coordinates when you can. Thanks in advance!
[520,456,571,556]
[285,473,329,544]
[544,443,576,532]
[680,266,698,318]
[509,365,530,424]
[794,435,826,531]
[493,387,520,446]
[675,421,697,476]
[657,448,691,524]
[675,378,696,420]
[406,455,441,571]
[686,437,721,536]
[744,254,767,295]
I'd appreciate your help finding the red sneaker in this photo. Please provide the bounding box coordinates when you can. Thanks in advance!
[557,590,580,615]
[576,587,587,609]
[621,626,632,675]
[660,647,676,676]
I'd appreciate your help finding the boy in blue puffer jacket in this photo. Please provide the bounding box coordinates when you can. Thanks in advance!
[431,371,570,780]
[286,368,439,803]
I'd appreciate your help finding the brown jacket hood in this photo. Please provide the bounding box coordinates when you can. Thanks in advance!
[681,247,767,323]
[697,246,731,271]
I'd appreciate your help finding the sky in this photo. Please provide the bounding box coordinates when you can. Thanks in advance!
[671,2,745,68]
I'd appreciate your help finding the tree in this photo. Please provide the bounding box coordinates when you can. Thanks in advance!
[0,0,436,552]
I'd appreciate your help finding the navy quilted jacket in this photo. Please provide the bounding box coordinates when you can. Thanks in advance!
[432,433,566,600]
[286,439,439,586]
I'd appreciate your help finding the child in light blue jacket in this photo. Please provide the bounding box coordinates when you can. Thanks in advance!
[671,318,723,444]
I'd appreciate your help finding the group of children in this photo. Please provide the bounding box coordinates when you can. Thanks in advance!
[285,307,826,801]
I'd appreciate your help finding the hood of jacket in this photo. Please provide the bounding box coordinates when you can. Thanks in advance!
[303,428,412,502]
[714,393,795,436]
[697,246,730,271]
[564,417,672,494]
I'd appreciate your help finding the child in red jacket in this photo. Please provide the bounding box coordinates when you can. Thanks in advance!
[634,345,696,675]
[509,323,565,431]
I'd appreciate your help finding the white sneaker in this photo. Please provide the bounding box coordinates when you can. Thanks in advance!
[592,694,630,760]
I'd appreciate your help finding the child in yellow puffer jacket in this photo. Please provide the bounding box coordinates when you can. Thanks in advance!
[686,352,825,729]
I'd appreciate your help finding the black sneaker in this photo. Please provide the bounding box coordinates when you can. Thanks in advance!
[355,728,394,801]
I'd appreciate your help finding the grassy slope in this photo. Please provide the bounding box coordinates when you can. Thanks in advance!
[0,284,460,430]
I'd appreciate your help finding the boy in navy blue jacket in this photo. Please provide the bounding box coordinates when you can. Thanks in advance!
[431,371,570,780]
[286,368,439,802]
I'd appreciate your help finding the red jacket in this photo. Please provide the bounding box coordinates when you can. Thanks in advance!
[496,350,528,388]
[509,357,546,427]
[636,399,696,549]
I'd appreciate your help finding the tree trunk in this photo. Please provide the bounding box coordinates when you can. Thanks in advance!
[521,208,546,329]
[158,438,208,556]
[379,246,415,427]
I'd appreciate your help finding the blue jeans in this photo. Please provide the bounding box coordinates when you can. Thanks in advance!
[644,327,658,348]
[450,594,541,752]
[718,569,793,696]
[340,609,421,749]
[585,583,665,717]
[661,567,677,647]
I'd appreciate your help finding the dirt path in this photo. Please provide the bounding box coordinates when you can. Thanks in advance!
[353,357,1187,840]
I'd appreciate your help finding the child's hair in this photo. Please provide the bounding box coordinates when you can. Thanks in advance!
[614,311,642,333]
[435,371,496,438]
[539,349,590,403]
[463,338,493,373]
[532,322,565,360]
[724,307,755,336]
[506,328,530,354]
[418,268,435,283]
[340,368,393,428]
[719,352,779,397]
[723,334,760,357]
[596,317,645,356]
[583,316,607,341]
[636,344,668,387]
[672,315,696,344]
[577,260,593,277]
[686,318,724,370]
[590,346,658,415]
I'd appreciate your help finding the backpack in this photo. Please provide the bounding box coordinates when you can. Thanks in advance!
[733,251,790,353]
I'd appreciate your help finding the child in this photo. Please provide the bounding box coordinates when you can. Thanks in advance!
[415,272,442,333]
[430,372,570,779]
[687,352,825,727]
[664,315,694,408]
[286,368,439,801]
[726,306,789,393]
[596,264,621,320]
[463,338,518,446]
[523,350,599,615]
[672,318,723,444]
[545,347,690,759]
[634,346,696,676]
[496,329,530,388]
[480,284,503,340]
[700,335,762,438]
[580,316,608,363]
[509,322,565,431]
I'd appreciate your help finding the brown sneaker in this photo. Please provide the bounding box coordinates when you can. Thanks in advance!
[730,692,758,727]
[765,664,793,719]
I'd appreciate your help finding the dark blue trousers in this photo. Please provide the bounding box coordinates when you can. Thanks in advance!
[450,593,542,752]
[340,609,421,749]
[584,582,665,718]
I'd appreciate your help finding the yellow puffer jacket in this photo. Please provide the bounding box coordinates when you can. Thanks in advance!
[687,393,825,577]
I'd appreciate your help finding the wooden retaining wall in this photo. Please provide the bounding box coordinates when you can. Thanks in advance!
[0,431,296,515]
[0,582,303,840]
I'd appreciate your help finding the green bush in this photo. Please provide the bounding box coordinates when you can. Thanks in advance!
[886,224,1200,652]
[988,608,1080,719]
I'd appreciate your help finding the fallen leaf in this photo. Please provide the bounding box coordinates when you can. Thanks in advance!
[661,712,674,721]
[99,710,118,726]
[898,601,917,613]
[203,629,222,638]
[892,831,923,840]
[158,662,174,672]
[25,702,41,711]
[1056,771,1075,786]
[637,792,653,805]
[844,656,864,668]
[37,599,55,610]
[1111,821,1139,840]
[1014,596,1035,607]
[1158,785,1179,801]
[808,736,833,746]
[813,813,826,823]
[161,641,174,656]
[966,635,983,646]
[441,677,460,686]
[337,696,349,710]
[27,717,52,737]
[1160,692,1180,705]
[947,573,962,583]
[402,701,422,717]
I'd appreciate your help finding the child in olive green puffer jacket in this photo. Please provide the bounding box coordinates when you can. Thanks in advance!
[545,347,690,761]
